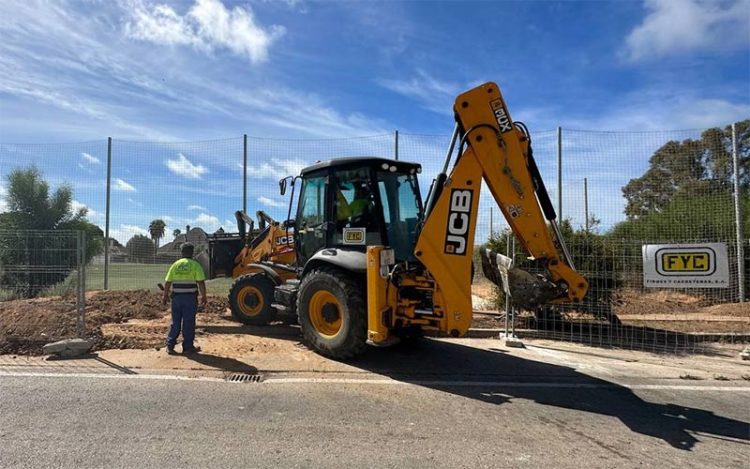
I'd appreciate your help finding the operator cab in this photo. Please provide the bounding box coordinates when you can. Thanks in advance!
[287,157,423,265]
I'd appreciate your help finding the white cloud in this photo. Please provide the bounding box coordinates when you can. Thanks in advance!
[71,200,96,217]
[187,204,207,211]
[223,218,237,233]
[110,223,150,244]
[81,152,101,164]
[377,70,462,114]
[0,183,7,213]
[623,0,750,61]
[127,197,143,207]
[195,212,220,225]
[257,196,286,208]
[568,92,750,131]
[114,178,137,192]
[244,158,309,180]
[166,153,208,179]
[125,0,286,64]
[191,212,224,232]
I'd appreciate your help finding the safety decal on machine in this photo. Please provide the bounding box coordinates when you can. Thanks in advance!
[444,188,473,255]
[490,98,513,133]
[343,228,366,245]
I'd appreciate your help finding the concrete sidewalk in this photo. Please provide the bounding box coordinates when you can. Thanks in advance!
[1,337,748,386]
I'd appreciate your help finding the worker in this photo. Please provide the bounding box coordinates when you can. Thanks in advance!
[336,182,373,223]
[161,243,207,354]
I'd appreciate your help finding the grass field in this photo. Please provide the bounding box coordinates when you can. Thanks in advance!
[85,263,234,296]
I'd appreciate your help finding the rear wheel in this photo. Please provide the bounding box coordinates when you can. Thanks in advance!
[229,274,276,325]
[297,266,367,359]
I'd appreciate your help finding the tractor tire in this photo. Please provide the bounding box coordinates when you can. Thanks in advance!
[229,274,277,325]
[296,266,367,360]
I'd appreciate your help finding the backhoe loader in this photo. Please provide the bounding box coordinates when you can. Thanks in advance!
[205,81,588,359]
[202,210,296,324]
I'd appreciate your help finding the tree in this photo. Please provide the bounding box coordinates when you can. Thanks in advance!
[0,166,103,297]
[614,120,750,301]
[126,234,155,263]
[149,219,166,250]
[172,228,181,239]
[622,120,749,220]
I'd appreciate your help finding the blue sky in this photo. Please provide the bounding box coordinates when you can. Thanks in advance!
[0,0,748,244]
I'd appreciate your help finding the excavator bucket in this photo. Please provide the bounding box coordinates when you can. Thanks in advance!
[479,247,561,310]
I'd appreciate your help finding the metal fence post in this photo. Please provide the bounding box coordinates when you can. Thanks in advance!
[81,232,86,336]
[76,231,84,338]
[243,134,248,214]
[504,231,511,336]
[557,126,563,220]
[584,177,589,232]
[732,123,745,302]
[489,208,494,238]
[510,235,517,337]
[394,130,399,160]
[104,137,112,290]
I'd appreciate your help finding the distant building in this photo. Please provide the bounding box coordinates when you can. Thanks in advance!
[158,227,209,255]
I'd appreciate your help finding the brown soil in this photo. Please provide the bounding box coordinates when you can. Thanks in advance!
[1,287,747,356]
[0,290,231,355]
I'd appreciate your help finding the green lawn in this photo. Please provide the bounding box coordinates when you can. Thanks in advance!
[85,263,234,296]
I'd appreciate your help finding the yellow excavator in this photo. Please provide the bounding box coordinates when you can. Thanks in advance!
[206,81,588,358]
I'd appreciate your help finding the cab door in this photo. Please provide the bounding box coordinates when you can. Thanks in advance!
[295,173,329,264]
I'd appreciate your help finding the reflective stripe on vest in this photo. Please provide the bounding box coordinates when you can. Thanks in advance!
[172,281,197,294]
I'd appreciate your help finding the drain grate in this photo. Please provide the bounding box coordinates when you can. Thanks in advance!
[226,373,263,383]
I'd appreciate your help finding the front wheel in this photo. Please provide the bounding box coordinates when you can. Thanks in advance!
[229,274,276,325]
[296,266,367,359]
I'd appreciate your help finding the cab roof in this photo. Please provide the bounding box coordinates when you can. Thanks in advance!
[300,157,421,176]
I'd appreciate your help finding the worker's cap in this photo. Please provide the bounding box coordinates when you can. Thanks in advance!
[181,242,195,257]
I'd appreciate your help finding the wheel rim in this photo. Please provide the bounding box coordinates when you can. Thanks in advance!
[308,290,342,338]
[237,285,263,316]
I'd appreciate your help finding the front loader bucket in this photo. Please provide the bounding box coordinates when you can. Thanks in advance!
[479,247,561,310]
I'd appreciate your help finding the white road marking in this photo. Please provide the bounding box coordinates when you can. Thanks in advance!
[1,370,749,391]
[0,371,226,382]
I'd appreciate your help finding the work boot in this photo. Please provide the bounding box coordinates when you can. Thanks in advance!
[166,345,176,355]
[182,345,201,354]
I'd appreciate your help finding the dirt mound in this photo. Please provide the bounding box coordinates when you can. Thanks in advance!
[0,290,230,355]
[613,289,748,318]
[613,289,707,315]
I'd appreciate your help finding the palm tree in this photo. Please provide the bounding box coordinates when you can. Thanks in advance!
[148,218,167,254]
[172,228,181,239]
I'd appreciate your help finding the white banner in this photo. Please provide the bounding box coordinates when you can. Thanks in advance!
[642,243,729,288]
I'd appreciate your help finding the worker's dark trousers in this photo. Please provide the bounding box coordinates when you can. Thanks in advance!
[167,294,197,349]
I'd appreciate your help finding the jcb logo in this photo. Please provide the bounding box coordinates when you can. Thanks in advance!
[444,189,473,255]
[490,99,512,133]
[275,236,292,245]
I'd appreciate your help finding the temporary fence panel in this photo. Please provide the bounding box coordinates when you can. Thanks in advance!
[0,230,86,352]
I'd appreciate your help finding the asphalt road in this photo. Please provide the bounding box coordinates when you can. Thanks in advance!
[1,371,748,468]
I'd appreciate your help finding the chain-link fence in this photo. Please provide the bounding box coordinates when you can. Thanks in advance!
[0,122,747,353]
[0,230,86,353]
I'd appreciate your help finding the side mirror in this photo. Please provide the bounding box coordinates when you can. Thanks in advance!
[279,178,287,195]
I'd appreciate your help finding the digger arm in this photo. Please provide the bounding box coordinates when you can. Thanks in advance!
[414,82,588,336]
